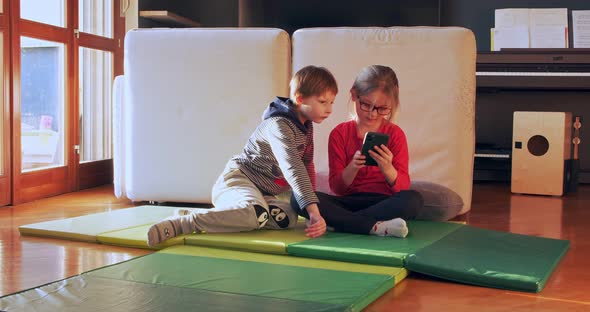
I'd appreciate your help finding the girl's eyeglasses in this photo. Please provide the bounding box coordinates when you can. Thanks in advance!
[358,97,391,115]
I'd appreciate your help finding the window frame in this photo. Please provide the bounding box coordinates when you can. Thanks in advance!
[5,0,125,205]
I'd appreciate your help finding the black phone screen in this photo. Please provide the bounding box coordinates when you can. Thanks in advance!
[361,132,390,166]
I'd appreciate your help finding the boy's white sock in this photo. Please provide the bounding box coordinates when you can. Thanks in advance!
[174,208,193,216]
[147,214,196,247]
[370,218,408,238]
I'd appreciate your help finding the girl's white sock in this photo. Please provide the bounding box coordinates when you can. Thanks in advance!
[370,218,408,238]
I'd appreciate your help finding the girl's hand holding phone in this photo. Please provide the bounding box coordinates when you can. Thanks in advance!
[368,144,397,178]
[347,150,366,170]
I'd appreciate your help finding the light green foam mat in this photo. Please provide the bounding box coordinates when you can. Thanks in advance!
[97,224,186,250]
[184,220,310,254]
[158,245,408,284]
[0,245,407,312]
[18,205,209,242]
[405,225,570,292]
[287,221,464,266]
[98,215,309,251]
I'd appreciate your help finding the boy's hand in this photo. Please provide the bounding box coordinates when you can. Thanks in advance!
[305,204,326,238]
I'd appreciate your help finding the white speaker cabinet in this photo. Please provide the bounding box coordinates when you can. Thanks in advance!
[511,111,572,196]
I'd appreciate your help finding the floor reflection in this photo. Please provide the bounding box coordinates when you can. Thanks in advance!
[509,194,563,239]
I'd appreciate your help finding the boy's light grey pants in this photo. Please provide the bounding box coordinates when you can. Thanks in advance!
[191,162,299,233]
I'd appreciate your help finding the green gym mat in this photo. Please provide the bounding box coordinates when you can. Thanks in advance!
[18,205,207,242]
[184,221,310,254]
[88,245,405,311]
[0,275,347,311]
[405,225,570,292]
[1,245,407,312]
[287,220,464,266]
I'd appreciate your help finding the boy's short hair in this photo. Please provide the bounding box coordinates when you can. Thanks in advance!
[290,65,338,100]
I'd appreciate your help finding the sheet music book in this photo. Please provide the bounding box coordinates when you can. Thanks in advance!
[492,8,568,50]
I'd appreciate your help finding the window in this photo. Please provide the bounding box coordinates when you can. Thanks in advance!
[20,37,65,171]
[5,0,122,204]
[0,34,3,176]
[20,0,65,27]
[79,47,113,162]
[79,0,114,38]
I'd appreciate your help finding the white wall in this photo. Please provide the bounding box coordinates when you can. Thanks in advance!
[125,0,138,32]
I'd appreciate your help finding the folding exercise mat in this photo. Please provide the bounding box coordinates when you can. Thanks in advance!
[97,224,186,249]
[184,220,310,254]
[0,245,407,312]
[18,205,208,242]
[96,215,310,252]
[287,221,464,266]
[17,205,569,294]
[405,225,570,292]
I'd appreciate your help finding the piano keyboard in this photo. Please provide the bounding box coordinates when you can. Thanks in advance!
[474,153,510,159]
[477,72,590,76]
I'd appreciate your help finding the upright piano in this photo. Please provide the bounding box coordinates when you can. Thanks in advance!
[474,49,589,183]
[476,49,590,90]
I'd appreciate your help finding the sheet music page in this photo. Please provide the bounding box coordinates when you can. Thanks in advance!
[529,8,568,27]
[493,9,530,50]
[529,8,568,48]
[573,10,590,48]
[492,26,529,51]
[495,9,530,28]
[530,25,567,48]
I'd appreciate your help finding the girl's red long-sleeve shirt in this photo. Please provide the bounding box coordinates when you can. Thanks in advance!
[328,120,410,196]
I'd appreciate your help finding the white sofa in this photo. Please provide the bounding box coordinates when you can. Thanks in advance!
[114,27,476,216]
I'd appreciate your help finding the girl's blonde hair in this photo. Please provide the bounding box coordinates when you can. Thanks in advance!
[290,65,338,100]
[350,65,400,122]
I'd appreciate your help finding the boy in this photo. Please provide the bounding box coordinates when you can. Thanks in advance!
[147,65,338,246]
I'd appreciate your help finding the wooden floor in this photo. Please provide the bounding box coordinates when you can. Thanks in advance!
[1,183,589,311]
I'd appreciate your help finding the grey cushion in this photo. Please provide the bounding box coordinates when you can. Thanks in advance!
[410,181,464,221]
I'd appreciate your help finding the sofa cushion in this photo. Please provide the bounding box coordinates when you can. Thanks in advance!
[410,181,463,221]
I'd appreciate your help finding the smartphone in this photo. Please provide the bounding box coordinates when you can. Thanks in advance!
[361,132,390,166]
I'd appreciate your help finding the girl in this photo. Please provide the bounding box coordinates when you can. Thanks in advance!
[292,65,423,238]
